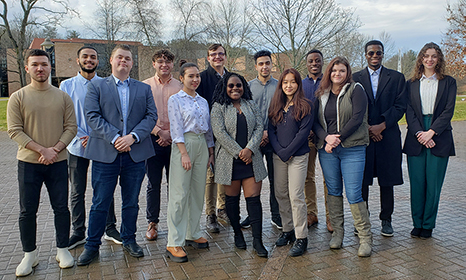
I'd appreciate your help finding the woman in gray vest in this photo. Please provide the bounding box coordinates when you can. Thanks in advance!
[313,56,372,257]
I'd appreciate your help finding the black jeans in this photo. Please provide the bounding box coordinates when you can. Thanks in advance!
[68,153,118,237]
[18,160,70,252]
[261,143,280,219]
[145,135,171,224]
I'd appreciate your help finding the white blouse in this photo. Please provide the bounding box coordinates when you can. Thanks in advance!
[167,90,214,147]
[420,73,438,115]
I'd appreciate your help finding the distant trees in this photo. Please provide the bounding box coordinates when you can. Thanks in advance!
[443,0,466,79]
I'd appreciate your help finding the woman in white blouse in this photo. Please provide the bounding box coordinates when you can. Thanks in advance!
[403,42,456,239]
[166,61,215,262]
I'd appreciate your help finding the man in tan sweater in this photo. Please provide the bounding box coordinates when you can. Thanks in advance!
[7,49,77,277]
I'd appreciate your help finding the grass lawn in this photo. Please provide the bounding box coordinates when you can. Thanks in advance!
[0,99,6,131]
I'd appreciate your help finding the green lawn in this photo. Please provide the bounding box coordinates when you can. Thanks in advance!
[0,99,6,131]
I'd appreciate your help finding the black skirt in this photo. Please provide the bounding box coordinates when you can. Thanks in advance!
[232,112,254,180]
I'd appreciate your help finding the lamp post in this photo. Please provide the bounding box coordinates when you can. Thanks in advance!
[40,38,55,84]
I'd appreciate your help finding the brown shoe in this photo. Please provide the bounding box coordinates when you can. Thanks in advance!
[307,213,318,228]
[326,216,334,233]
[166,247,188,263]
[145,222,158,241]
[185,237,209,249]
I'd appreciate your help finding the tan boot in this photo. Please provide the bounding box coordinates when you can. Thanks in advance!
[327,195,344,249]
[350,202,372,257]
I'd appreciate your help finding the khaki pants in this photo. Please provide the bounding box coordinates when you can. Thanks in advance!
[167,133,208,246]
[273,153,309,239]
[204,168,225,215]
[304,139,329,218]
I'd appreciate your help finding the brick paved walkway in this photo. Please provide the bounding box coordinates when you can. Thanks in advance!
[0,122,465,279]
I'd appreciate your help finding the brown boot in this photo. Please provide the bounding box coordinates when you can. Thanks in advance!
[307,213,318,228]
[326,216,334,233]
[166,247,188,263]
[145,222,158,240]
[185,237,209,249]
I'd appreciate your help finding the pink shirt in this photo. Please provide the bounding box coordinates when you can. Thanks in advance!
[143,74,183,135]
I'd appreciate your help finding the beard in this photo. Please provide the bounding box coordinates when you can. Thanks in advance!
[79,62,97,73]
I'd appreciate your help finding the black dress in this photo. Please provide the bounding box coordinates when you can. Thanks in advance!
[231,112,254,180]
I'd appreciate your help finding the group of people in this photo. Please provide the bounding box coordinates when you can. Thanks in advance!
[6,39,456,276]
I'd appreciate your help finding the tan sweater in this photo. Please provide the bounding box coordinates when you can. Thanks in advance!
[7,84,77,164]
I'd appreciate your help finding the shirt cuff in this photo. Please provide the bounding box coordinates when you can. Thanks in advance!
[111,134,120,145]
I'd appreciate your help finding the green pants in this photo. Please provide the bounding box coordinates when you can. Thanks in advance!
[167,133,209,247]
[407,115,449,230]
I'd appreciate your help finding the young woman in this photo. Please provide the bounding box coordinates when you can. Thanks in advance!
[166,61,215,263]
[211,72,268,257]
[268,68,313,257]
[313,56,372,257]
[403,42,456,239]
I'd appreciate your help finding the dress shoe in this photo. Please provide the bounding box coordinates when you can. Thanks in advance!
[104,228,122,245]
[240,216,251,228]
[420,229,432,239]
[146,222,158,241]
[307,213,318,228]
[217,208,230,224]
[206,214,220,233]
[381,220,394,237]
[166,247,188,263]
[68,234,86,250]
[234,233,247,249]
[56,247,74,268]
[275,230,296,246]
[185,237,209,249]
[77,248,99,266]
[410,228,422,238]
[271,216,283,230]
[123,242,144,257]
[326,216,334,233]
[16,249,39,277]
[289,238,307,257]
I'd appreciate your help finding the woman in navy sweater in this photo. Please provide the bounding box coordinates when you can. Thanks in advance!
[268,68,313,257]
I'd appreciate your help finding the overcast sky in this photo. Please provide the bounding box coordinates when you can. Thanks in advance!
[62,0,449,53]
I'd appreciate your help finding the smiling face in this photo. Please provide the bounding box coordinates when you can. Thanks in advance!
[226,76,243,102]
[255,56,272,79]
[26,55,51,83]
[330,63,348,87]
[365,44,384,70]
[207,46,226,69]
[180,66,200,93]
[306,52,323,78]
[77,48,98,74]
[422,48,439,73]
[110,48,133,77]
[282,73,298,100]
[153,55,174,78]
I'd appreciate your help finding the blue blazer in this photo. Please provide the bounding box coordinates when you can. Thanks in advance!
[84,76,158,163]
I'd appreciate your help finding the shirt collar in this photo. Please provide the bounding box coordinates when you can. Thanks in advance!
[306,74,323,82]
[179,89,200,99]
[112,74,130,86]
[420,73,437,81]
[367,66,382,76]
[155,73,173,85]
[77,72,100,83]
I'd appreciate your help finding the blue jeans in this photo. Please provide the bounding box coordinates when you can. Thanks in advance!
[318,145,366,204]
[85,153,145,251]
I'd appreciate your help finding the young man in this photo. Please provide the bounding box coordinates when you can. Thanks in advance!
[143,49,182,241]
[60,46,122,249]
[197,43,229,233]
[243,50,282,229]
[302,49,332,232]
[353,40,407,237]
[7,49,77,276]
[77,45,157,265]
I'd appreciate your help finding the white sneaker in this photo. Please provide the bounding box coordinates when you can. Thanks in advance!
[16,249,39,277]
[56,248,74,268]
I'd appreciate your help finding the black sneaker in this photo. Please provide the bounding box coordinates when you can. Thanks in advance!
[271,217,283,230]
[104,228,122,244]
[275,230,296,246]
[381,220,394,237]
[68,234,86,250]
[240,216,251,228]
[289,238,307,257]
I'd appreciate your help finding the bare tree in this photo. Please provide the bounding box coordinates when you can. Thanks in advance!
[125,0,161,47]
[443,0,466,79]
[86,0,127,42]
[250,0,360,72]
[0,0,74,87]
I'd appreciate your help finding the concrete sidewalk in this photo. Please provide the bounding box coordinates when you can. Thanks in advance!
[0,122,465,279]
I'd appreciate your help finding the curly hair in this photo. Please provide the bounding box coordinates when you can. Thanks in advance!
[411,42,446,81]
[211,72,252,106]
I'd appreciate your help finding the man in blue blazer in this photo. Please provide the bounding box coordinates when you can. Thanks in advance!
[77,44,157,265]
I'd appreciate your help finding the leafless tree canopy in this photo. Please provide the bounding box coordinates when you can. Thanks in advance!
[443,0,466,79]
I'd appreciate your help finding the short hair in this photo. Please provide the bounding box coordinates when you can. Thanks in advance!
[152,49,174,62]
[77,46,98,57]
[207,43,226,56]
[306,49,323,60]
[111,44,132,58]
[179,60,198,77]
[212,72,252,105]
[25,49,50,64]
[254,50,272,63]
[365,40,384,53]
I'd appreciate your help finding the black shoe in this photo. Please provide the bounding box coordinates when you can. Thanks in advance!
[234,234,246,249]
[420,229,432,239]
[240,216,251,229]
[77,248,99,266]
[104,228,122,245]
[271,216,283,230]
[381,220,394,237]
[68,234,86,250]
[289,238,307,257]
[275,230,296,246]
[253,238,268,257]
[410,228,422,238]
[206,214,220,233]
[123,242,144,258]
[217,208,230,224]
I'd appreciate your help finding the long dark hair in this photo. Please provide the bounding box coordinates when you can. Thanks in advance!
[316,56,352,98]
[268,68,311,125]
[411,42,446,81]
[212,72,252,105]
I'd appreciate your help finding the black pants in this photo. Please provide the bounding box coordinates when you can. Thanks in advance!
[68,153,117,237]
[261,143,280,219]
[362,184,394,222]
[18,160,70,252]
[145,135,171,224]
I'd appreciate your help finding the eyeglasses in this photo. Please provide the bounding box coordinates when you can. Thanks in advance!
[367,51,383,56]
[209,52,225,57]
[227,83,242,88]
